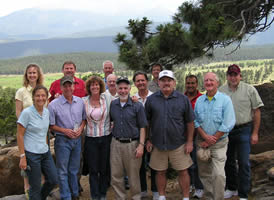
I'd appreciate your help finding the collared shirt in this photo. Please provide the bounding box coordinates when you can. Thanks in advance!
[135,90,153,106]
[145,90,195,151]
[83,92,114,137]
[104,77,108,90]
[105,89,119,99]
[15,85,33,109]
[194,91,236,139]
[17,105,49,154]
[184,90,203,110]
[219,81,264,125]
[48,76,86,102]
[148,80,160,93]
[48,95,86,136]
[110,97,148,139]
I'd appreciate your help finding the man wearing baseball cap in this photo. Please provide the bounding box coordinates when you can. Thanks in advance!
[48,76,86,200]
[219,64,264,200]
[145,70,195,200]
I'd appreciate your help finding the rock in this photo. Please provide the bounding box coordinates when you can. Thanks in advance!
[0,139,55,198]
[267,167,274,180]
[252,83,274,154]
[250,150,274,198]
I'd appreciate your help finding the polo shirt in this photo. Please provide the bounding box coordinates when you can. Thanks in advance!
[145,90,195,151]
[148,80,160,93]
[219,81,264,125]
[194,91,236,139]
[17,105,49,154]
[48,95,86,136]
[184,90,203,110]
[15,86,33,109]
[110,97,148,139]
[135,90,153,106]
[48,76,86,102]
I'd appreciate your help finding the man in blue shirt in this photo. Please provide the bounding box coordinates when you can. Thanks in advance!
[194,72,235,200]
[145,70,195,200]
[110,77,148,200]
[48,76,86,200]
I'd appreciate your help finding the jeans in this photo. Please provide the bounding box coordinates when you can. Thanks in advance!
[225,124,252,198]
[55,135,81,200]
[25,150,58,200]
[84,135,111,199]
[140,149,157,192]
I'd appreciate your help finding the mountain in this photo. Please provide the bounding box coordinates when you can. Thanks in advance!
[0,8,172,41]
[0,36,117,59]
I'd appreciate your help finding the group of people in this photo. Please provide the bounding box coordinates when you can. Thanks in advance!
[16,60,263,200]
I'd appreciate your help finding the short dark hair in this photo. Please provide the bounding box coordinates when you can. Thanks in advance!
[62,61,76,70]
[85,76,106,96]
[32,85,49,99]
[132,71,148,82]
[185,74,198,83]
[151,63,163,72]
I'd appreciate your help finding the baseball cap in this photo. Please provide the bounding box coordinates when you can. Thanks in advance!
[116,76,130,85]
[227,64,241,74]
[60,76,74,86]
[159,70,175,80]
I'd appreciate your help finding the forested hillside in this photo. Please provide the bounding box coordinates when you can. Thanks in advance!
[0,44,274,75]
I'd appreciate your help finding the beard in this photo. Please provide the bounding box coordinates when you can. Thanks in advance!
[119,94,129,101]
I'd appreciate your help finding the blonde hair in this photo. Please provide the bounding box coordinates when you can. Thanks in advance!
[23,64,44,87]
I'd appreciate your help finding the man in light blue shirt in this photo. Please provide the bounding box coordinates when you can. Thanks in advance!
[194,72,235,200]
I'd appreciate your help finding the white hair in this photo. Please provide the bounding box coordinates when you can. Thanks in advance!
[102,60,114,69]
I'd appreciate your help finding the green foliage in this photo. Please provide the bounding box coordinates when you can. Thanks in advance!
[0,87,17,144]
[115,0,273,71]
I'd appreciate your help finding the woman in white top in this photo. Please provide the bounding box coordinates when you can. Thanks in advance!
[15,64,44,198]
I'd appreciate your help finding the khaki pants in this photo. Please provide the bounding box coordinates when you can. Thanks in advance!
[110,138,142,200]
[197,137,228,200]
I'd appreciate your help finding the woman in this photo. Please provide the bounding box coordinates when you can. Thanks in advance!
[17,85,58,200]
[15,64,44,198]
[82,76,113,200]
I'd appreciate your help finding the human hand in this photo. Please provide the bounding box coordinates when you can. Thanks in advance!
[131,95,138,103]
[184,141,193,154]
[19,157,27,170]
[251,132,259,144]
[135,144,144,158]
[146,140,153,152]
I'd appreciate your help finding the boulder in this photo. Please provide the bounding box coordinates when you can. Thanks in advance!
[0,139,55,198]
[250,150,274,199]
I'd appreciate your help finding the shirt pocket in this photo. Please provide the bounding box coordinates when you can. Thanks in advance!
[196,110,206,123]
[213,107,223,123]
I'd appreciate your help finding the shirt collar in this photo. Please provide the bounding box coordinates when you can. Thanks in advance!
[204,91,220,101]
[60,95,77,104]
[157,90,178,98]
[114,95,133,106]
[26,85,33,92]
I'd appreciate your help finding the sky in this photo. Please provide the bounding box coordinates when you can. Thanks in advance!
[0,0,187,17]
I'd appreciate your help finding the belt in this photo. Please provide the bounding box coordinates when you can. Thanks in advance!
[114,137,139,143]
[233,122,252,130]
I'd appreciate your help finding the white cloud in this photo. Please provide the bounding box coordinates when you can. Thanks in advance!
[0,0,185,17]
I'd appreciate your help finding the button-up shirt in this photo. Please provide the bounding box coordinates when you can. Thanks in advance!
[135,90,153,106]
[48,95,86,136]
[219,81,264,125]
[184,90,203,110]
[49,76,86,102]
[110,97,148,139]
[145,90,195,151]
[194,91,236,139]
[148,80,160,93]
[15,85,33,109]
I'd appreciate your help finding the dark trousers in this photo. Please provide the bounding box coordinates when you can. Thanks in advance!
[139,149,157,192]
[84,135,111,199]
[189,139,203,189]
[225,124,252,199]
[26,150,58,200]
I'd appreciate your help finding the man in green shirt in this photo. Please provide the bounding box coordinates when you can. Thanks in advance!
[219,64,264,200]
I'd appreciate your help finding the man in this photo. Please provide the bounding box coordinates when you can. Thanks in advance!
[105,74,118,98]
[48,76,86,200]
[194,72,235,200]
[148,63,163,93]
[110,76,148,200]
[133,71,158,200]
[184,75,203,199]
[49,61,86,102]
[219,64,264,200]
[145,70,195,200]
[103,60,114,89]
